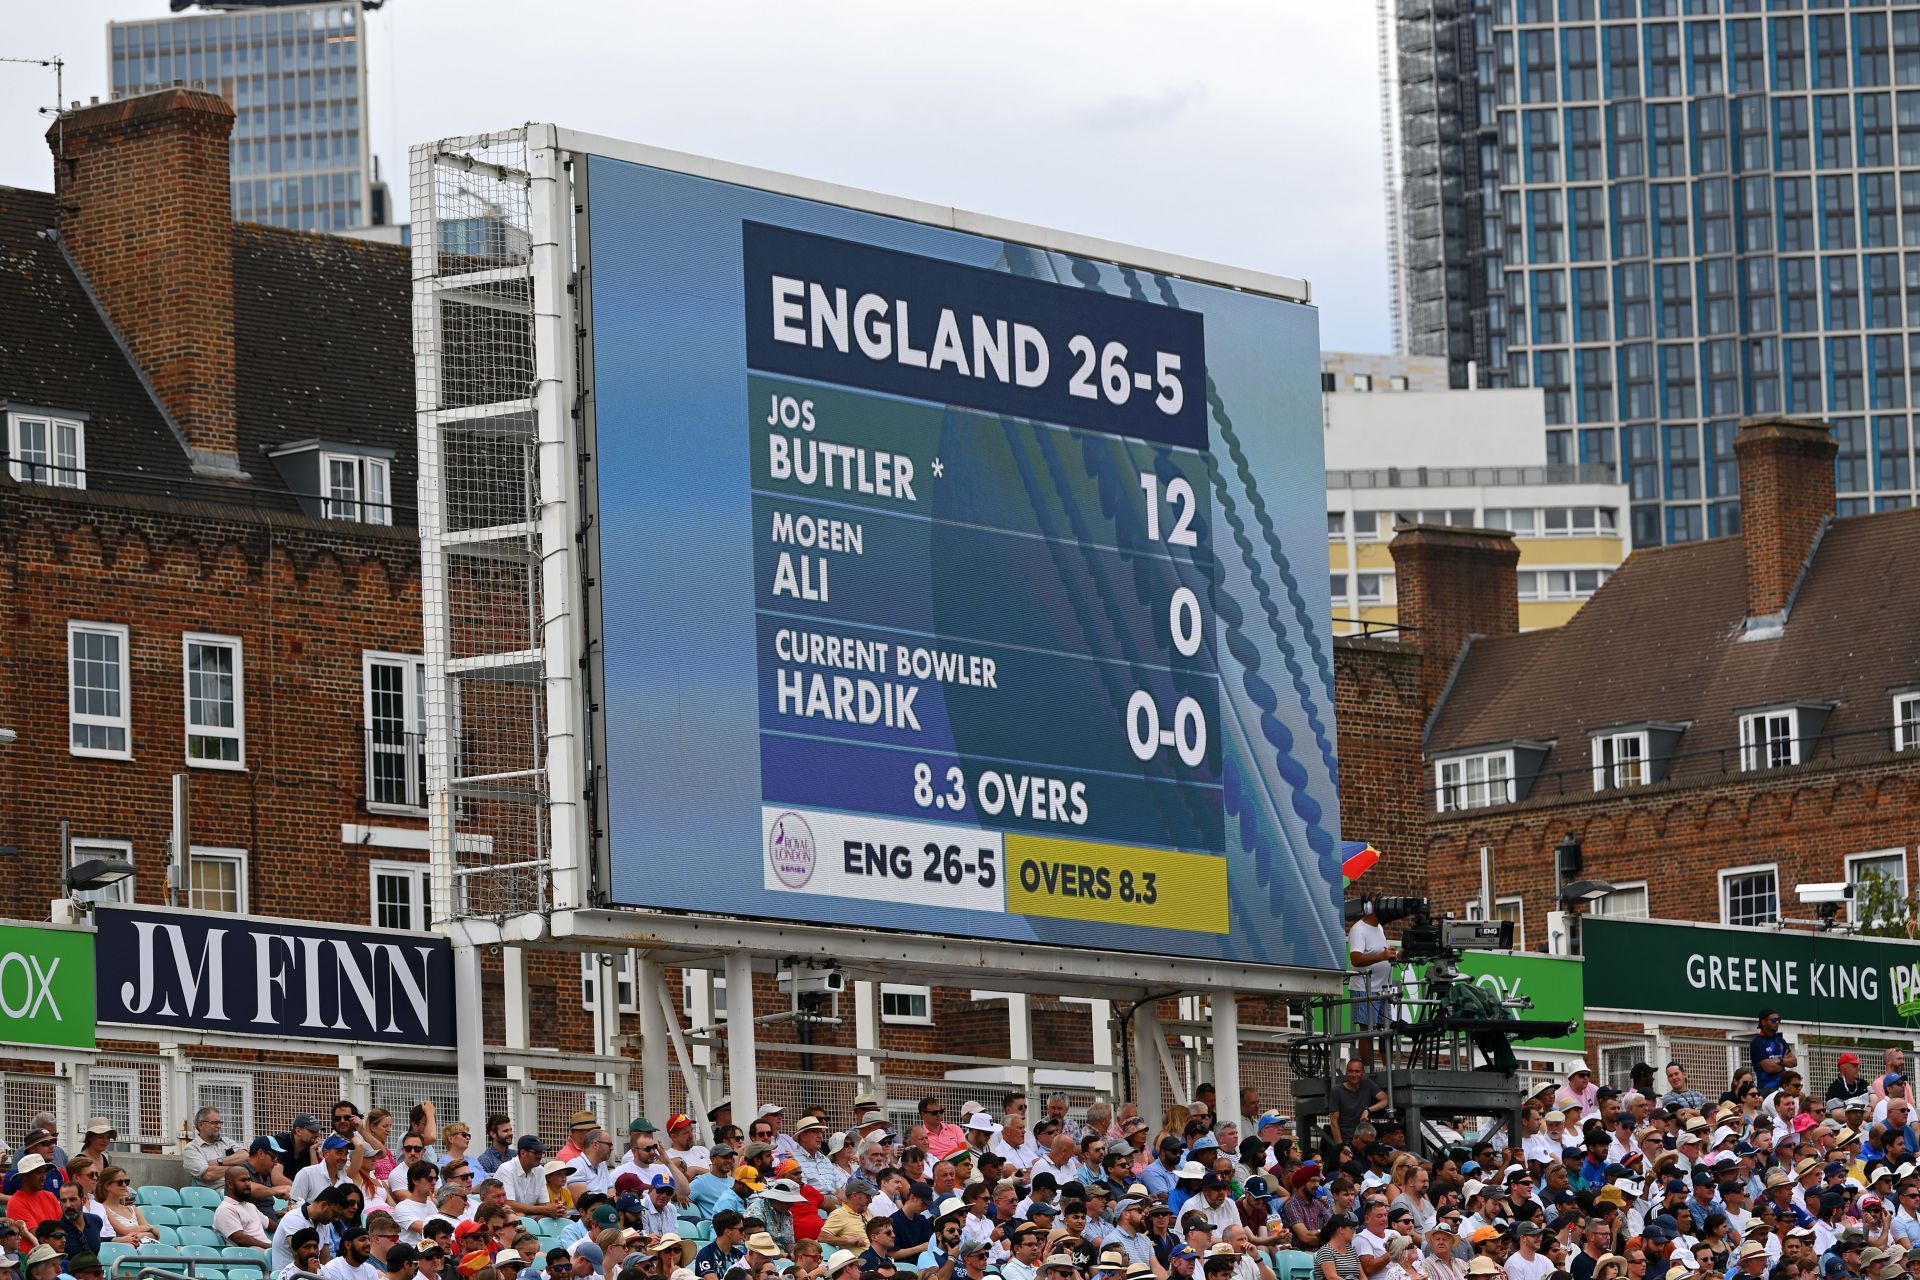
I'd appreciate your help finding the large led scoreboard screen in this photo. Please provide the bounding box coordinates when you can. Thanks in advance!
[584,153,1342,969]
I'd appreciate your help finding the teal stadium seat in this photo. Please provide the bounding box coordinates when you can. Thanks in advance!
[179,1186,222,1210]
[137,1186,184,1208]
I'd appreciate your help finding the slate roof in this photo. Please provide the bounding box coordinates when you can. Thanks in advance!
[0,184,416,520]
[1426,509,1920,796]
[0,187,195,484]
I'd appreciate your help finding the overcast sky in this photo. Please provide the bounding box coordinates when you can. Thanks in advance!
[0,2,1390,353]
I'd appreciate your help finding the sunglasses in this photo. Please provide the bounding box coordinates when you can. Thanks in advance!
[405,1146,426,1154]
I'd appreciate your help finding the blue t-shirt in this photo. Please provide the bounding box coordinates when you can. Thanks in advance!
[694,1242,744,1277]
[1751,1033,1791,1090]
[689,1172,733,1219]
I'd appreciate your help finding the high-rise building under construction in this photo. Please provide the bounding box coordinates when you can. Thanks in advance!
[1393,0,1920,546]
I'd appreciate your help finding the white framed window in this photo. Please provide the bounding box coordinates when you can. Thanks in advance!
[1592,730,1649,790]
[1351,374,1374,392]
[1435,750,1514,812]
[1327,512,1347,539]
[1719,863,1780,926]
[70,621,131,759]
[322,452,393,525]
[88,1066,142,1140]
[1587,880,1650,917]
[1393,508,1474,528]
[1464,895,1526,949]
[1541,506,1619,537]
[683,972,728,1020]
[194,1073,255,1139]
[1516,571,1542,601]
[1541,568,1610,600]
[879,984,933,1025]
[9,412,85,488]
[582,951,639,1013]
[1389,376,1410,391]
[1356,573,1391,605]
[69,838,135,905]
[1895,694,1920,752]
[364,652,427,812]
[182,633,245,769]
[369,858,431,931]
[1847,849,1908,923]
[1352,511,1383,541]
[1485,508,1538,536]
[188,847,249,915]
[1330,574,1348,603]
[1739,709,1800,771]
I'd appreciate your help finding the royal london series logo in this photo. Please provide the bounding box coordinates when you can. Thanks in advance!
[767,811,817,889]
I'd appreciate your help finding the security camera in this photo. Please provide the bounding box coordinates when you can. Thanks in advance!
[778,965,846,997]
[1796,882,1854,905]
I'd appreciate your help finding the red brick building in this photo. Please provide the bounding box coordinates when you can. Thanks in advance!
[1328,416,1920,1087]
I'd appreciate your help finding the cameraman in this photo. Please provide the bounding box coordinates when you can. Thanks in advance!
[1348,899,1401,1072]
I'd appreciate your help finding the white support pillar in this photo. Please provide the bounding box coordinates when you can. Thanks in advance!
[854,981,881,1084]
[163,1045,194,1150]
[724,952,758,1122]
[636,954,672,1128]
[1132,1004,1165,1135]
[1088,1000,1117,1098]
[453,942,487,1129]
[1210,994,1241,1138]
[1007,994,1033,1096]
[503,946,530,1051]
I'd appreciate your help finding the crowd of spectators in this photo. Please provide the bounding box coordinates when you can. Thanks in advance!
[3,1041,1919,1280]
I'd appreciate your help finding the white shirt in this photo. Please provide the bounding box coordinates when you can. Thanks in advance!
[1032,1157,1082,1187]
[291,1163,354,1205]
[320,1259,378,1280]
[1349,919,1389,993]
[992,1134,1039,1171]
[668,1143,711,1173]
[1504,1252,1554,1280]
[270,1207,318,1274]
[497,1156,551,1207]
[1358,1230,1390,1259]
[613,1157,674,1187]
[390,1197,439,1244]
[566,1157,617,1196]
[1525,1132,1567,1165]
[1196,1198,1240,1235]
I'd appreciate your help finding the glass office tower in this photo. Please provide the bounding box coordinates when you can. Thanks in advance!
[108,2,373,233]
[1397,0,1920,547]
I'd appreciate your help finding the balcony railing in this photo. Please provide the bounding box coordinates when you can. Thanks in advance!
[1327,463,1619,490]
[1430,721,1920,814]
[364,727,427,811]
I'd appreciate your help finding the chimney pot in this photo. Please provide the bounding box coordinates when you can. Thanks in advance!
[1388,524,1521,715]
[1733,416,1836,624]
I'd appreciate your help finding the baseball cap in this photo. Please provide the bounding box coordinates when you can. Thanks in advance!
[516,1135,546,1152]
[1841,1053,1862,1066]
[251,1135,285,1155]
[629,1117,657,1133]
[323,1134,353,1151]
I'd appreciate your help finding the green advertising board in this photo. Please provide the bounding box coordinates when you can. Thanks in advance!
[1584,916,1920,1031]
[1332,950,1586,1051]
[0,921,95,1049]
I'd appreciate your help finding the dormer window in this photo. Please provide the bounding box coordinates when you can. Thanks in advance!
[265,440,396,525]
[1436,750,1514,812]
[1592,731,1648,789]
[1589,721,1688,791]
[1433,740,1555,812]
[323,452,392,525]
[1895,692,1920,752]
[1737,703,1833,772]
[1739,709,1797,770]
[7,407,86,489]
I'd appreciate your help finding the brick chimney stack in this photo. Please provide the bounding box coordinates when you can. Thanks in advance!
[1389,524,1521,714]
[48,88,242,476]
[1733,417,1835,624]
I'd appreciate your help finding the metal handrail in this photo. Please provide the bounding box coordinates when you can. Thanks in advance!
[3,454,417,524]
[1430,721,1920,811]
[1328,463,1619,489]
